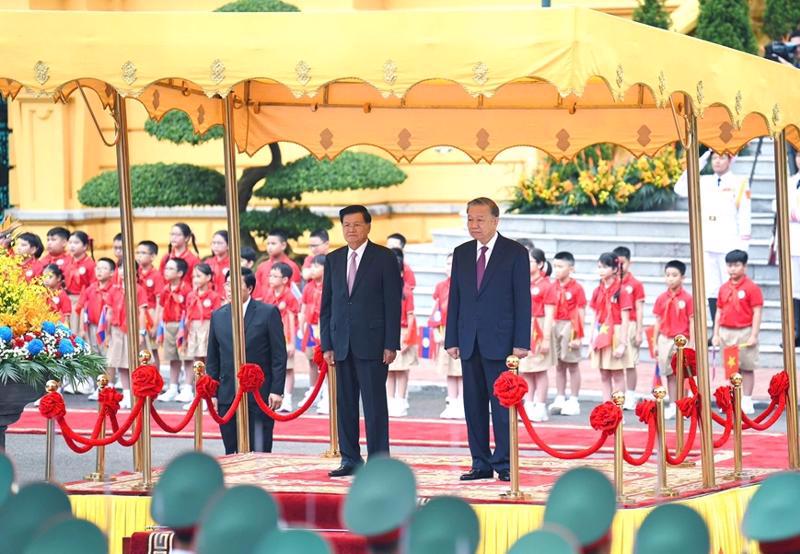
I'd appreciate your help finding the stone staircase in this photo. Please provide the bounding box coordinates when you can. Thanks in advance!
[405,138,793,368]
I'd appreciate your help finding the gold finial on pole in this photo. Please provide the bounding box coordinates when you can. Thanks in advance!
[653,386,677,497]
[138,350,152,365]
[725,373,751,482]
[86,374,109,482]
[611,391,627,503]
[193,361,205,452]
[44,380,60,482]
[322,358,340,458]
[500,355,529,500]
[673,334,687,459]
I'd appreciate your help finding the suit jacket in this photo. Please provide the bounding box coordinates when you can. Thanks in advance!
[206,299,287,405]
[445,233,531,360]
[320,240,402,361]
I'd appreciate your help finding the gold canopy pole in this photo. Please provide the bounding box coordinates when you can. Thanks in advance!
[113,93,144,473]
[683,96,716,487]
[772,131,800,468]
[221,95,250,454]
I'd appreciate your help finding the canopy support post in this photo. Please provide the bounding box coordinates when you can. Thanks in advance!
[222,95,250,454]
[684,95,716,488]
[773,131,800,468]
[113,92,146,479]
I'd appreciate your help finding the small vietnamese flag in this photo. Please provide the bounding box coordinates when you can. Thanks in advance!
[593,320,613,350]
[531,318,543,351]
[570,309,584,340]
[644,325,657,359]
[723,345,740,379]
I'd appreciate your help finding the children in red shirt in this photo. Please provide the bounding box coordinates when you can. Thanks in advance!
[254,230,301,300]
[157,258,193,403]
[614,246,646,410]
[65,231,96,334]
[41,227,71,270]
[75,258,116,355]
[387,249,418,418]
[15,232,44,282]
[43,264,71,324]
[135,240,164,358]
[106,269,148,409]
[299,255,327,413]
[207,230,231,294]
[265,262,299,412]
[159,223,200,288]
[589,252,633,401]
[712,249,764,414]
[185,264,223,363]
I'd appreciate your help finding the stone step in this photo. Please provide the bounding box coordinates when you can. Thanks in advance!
[750,174,779,197]
[733,153,779,177]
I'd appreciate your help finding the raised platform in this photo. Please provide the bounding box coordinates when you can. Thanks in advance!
[65,453,771,554]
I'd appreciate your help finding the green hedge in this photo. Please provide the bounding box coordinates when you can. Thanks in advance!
[215,0,299,12]
[763,0,800,40]
[633,0,671,30]
[240,207,332,241]
[144,110,223,145]
[78,163,225,208]
[696,0,758,54]
[255,151,407,201]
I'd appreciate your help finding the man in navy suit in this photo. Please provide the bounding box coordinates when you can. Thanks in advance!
[321,205,402,477]
[445,197,531,482]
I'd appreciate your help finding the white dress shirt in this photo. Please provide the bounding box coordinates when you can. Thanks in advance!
[476,232,499,264]
[347,240,369,283]
[242,297,251,315]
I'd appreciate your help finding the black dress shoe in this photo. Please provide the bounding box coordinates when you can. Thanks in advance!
[460,469,493,481]
[497,470,511,482]
[328,464,361,477]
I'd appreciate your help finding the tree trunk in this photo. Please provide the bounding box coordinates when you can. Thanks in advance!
[235,142,283,252]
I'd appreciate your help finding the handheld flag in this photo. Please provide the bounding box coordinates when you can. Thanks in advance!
[570,309,584,340]
[144,309,155,334]
[406,317,419,347]
[644,326,656,359]
[81,308,90,337]
[156,321,165,346]
[592,320,612,350]
[723,345,740,379]
[531,318,543,351]
[419,326,433,359]
[95,307,108,346]
[653,362,663,388]
[176,315,186,350]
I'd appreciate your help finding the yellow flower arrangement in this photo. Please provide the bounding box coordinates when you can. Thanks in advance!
[0,255,59,335]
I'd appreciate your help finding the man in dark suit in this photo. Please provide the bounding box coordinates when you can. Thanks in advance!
[206,268,287,454]
[321,205,402,477]
[445,197,531,482]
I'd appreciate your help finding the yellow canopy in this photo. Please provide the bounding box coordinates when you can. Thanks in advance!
[1,6,798,160]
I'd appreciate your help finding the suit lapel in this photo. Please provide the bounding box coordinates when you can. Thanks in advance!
[465,240,479,295]
[478,234,505,295]
[243,300,256,333]
[349,241,373,297]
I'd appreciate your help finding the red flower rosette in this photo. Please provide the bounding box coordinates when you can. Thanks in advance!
[768,371,790,401]
[238,363,265,392]
[132,364,164,398]
[38,391,66,419]
[671,347,696,377]
[635,399,657,424]
[676,396,699,418]
[714,386,733,413]
[195,375,219,399]
[312,346,328,375]
[493,371,528,408]
[589,401,622,433]
[98,387,123,415]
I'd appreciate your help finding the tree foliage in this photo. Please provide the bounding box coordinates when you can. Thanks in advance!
[240,207,332,241]
[763,0,800,40]
[696,0,758,54]
[144,110,223,145]
[78,163,225,208]
[633,0,671,30]
[255,152,407,201]
[215,0,299,12]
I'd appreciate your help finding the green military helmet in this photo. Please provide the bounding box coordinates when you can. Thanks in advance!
[743,471,800,545]
[254,528,332,554]
[0,452,14,507]
[343,456,417,538]
[507,526,580,554]
[634,504,709,554]
[24,516,107,554]
[0,482,73,554]
[196,485,279,554]
[543,467,616,549]
[151,452,224,529]
[407,496,480,554]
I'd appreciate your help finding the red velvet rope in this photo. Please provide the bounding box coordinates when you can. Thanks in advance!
[57,399,144,447]
[252,363,328,422]
[150,396,203,434]
[758,536,800,554]
[742,396,786,431]
[666,398,699,464]
[623,402,657,465]
[518,402,612,459]
[132,365,164,398]
[59,408,107,454]
[107,409,143,447]
[205,389,244,425]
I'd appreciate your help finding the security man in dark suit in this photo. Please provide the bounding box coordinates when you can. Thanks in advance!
[446,197,531,482]
[321,205,402,477]
[206,268,287,454]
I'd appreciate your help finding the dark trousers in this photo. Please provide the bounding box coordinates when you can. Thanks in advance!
[336,350,390,465]
[461,340,510,473]
[218,402,275,455]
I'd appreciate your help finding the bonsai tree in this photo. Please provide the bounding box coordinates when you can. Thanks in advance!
[763,0,800,40]
[633,0,671,30]
[696,0,758,54]
[78,0,407,251]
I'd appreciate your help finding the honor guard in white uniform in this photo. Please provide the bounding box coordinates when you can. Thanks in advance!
[771,149,800,346]
[675,151,751,319]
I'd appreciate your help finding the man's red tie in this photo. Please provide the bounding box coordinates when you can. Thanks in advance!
[476,245,488,289]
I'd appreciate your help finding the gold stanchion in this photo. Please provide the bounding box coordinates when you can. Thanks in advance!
[193,361,205,452]
[725,373,752,482]
[220,95,249,454]
[500,355,529,500]
[673,335,686,452]
[611,391,628,503]
[653,386,677,497]
[44,379,59,482]
[683,96,716,487]
[85,374,109,482]
[773,132,800,469]
[322,361,340,458]
[134,350,153,490]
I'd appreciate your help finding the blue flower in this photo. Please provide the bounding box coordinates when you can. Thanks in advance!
[0,326,12,342]
[27,339,44,356]
[41,321,56,335]
[56,323,70,334]
[58,340,75,355]
[75,337,86,349]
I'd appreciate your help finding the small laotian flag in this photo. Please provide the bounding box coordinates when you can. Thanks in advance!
[723,344,740,379]
[299,325,317,351]
[592,320,612,350]
[419,327,433,359]
[653,363,663,388]
[156,321,165,346]
[176,316,186,349]
[96,307,108,346]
